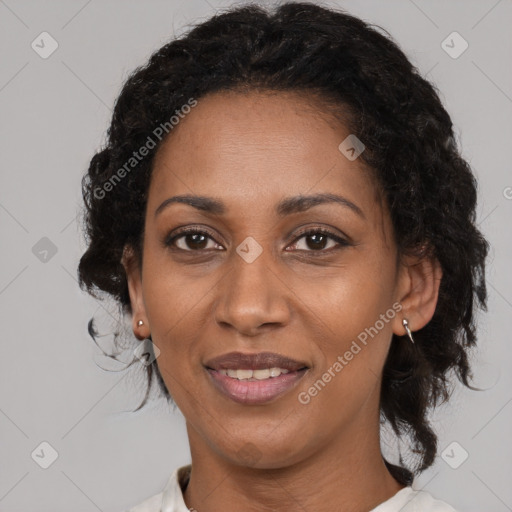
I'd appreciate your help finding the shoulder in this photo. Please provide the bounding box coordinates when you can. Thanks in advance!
[371,486,459,512]
[124,464,191,512]
[411,489,458,511]
[126,492,164,512]
[409,488,459,511]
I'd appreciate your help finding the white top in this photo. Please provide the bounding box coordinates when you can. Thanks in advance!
[126,465,458,512]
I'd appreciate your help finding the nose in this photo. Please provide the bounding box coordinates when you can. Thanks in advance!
[214,245,291,336]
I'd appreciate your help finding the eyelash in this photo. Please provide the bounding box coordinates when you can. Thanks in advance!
[164,226,350,254]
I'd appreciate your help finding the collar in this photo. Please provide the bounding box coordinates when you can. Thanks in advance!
[160,464,192,512]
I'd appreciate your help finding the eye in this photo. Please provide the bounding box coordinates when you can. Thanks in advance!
[287,228,350,253]
[165,227,223,251]
[164,226,350,253]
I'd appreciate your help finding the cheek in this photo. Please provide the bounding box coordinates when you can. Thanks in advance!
[142,250,216,331]
[140,253,224,399]
[300,251,397,335]
[299,252,397,396]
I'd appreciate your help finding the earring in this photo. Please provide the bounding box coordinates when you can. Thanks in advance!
[136,319,151,344]
[402,318,415,344]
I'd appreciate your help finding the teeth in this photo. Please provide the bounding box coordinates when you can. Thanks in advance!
[269,368,284,377]
[235,369,253,380]
[253,369,270,380]
[219,367,291,380]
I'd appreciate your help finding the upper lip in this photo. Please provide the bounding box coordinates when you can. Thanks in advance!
[205,351,309,371]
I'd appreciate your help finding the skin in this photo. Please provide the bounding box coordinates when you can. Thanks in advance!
[122,90,442,512]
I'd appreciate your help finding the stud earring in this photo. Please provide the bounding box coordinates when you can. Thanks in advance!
[402,318,415,344]
[137,320,144,327]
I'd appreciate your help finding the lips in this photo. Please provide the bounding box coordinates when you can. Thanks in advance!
[204,351,309,405]
[204,351,309,372]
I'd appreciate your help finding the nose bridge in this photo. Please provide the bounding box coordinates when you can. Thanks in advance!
[214,237,290,332]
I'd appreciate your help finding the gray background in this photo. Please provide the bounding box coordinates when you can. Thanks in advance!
[1,0,511,510]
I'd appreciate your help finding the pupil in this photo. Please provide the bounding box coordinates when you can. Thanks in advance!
[307,233,326,250]
[187,233,207,249]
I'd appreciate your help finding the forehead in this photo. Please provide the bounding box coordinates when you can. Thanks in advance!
[149,90,379,218]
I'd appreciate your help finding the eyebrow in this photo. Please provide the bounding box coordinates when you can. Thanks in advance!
[154,192,365,219]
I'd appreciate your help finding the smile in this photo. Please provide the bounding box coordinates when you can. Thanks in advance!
[206,367,308,405]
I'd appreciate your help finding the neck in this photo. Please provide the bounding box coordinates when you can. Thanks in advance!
[182,414,405,512]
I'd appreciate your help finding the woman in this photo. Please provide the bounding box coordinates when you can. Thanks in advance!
[78,2,489,511]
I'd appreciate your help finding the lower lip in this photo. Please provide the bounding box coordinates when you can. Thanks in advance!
[206,368,308,405]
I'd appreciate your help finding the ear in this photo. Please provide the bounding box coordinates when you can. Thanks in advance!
[392,247,443,337]
[121,244,150,340]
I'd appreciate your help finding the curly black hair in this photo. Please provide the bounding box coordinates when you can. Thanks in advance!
[77,1,489,486]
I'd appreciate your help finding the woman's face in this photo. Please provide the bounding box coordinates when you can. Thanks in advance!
[124,90,429,469]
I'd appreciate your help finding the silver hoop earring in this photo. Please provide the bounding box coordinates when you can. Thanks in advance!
[402,318,415,344]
